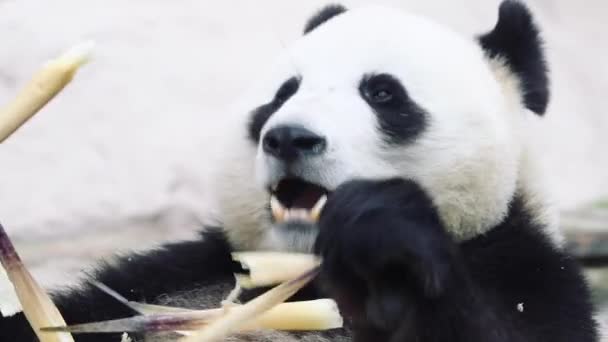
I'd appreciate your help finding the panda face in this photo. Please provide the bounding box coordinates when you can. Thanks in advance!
[215,4,548,252]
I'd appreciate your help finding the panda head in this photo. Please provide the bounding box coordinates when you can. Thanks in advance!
[215,0,552,252]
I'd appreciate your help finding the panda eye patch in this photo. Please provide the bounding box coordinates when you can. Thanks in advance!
[275,77,300,103]
[359,73,428,145]
[248,76,301,143]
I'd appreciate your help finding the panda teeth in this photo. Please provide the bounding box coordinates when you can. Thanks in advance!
[288,209,309,221]
[270,195,328,223]
[270,195,286,223]
[310,195,328,221]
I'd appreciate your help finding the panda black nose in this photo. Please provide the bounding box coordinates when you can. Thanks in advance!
[262,125,326,162]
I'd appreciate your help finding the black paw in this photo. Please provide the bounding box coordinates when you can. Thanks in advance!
[314,178,458,337]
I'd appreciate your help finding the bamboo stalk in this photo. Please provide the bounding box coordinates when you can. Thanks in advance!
[41,299,341,334]
[0,41,93,143]
[44,263,342,337]
[0,222,74,342]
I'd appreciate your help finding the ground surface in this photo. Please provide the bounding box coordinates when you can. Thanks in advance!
[0,0,607,339]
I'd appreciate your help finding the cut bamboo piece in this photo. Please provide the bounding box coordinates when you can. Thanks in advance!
[0,41,93,143]
[243,299,341,331]
[232,252,321,288]
[182,267,320,342]
[41,299,342,334]
[0,222,74,342]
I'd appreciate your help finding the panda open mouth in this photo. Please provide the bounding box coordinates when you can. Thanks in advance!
[270,178,329,223]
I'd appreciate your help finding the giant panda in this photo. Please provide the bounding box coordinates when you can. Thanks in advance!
[0,1,598,341]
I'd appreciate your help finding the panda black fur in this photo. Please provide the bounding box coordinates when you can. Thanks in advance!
[0,1,598,341]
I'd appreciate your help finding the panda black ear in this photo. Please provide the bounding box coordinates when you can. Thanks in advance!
[478,0,549,115]
[303,4,348,34]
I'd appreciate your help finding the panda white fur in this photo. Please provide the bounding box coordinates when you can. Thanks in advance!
[0,1,598,341]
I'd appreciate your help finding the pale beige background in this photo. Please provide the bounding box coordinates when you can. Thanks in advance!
[0,0,607,328]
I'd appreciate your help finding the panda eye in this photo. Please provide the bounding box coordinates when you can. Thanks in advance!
[360,74,402,105]
[370,89,393,103]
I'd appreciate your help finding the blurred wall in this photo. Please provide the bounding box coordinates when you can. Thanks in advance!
[1,0,607,243]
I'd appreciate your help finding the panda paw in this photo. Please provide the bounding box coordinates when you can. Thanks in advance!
[314,178,459,339]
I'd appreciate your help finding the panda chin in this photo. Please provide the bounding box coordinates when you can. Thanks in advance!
[269,220,320,253]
